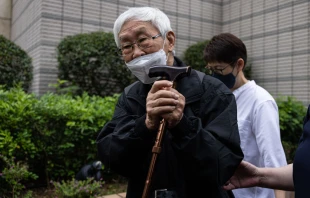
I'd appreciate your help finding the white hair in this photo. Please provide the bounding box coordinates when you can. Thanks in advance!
[113,7,173,48]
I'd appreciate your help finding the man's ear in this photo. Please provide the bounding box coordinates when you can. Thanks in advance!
[165,31,175,52]
[237,58,245,71]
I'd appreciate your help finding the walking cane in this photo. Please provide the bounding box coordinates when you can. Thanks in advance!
[142,65,191,198]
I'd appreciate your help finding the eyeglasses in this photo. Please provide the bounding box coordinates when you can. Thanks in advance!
[206,62,234,75]
[119,33,162,57]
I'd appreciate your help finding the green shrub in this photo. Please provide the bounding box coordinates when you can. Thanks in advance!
[0,87,38,159]
[50,177,127,198]
[52,177,104,198]
[276,96,307,163]
[0,86,119,186]
[0,35,33,92]
[57,31,135,97]
[182,40,210,74]
[0,154,38,198]
[33,92,119,181]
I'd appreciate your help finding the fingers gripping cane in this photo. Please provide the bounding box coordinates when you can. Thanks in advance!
[142,65,191,198]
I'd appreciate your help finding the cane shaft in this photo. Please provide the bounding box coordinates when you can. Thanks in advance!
[142,119,167,198]
[142,82,176,198]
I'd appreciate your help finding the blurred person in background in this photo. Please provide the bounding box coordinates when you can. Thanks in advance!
[204,33,287,198]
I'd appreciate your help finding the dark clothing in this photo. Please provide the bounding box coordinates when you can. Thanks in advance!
[96,57,243,198]
[293,104,310,198]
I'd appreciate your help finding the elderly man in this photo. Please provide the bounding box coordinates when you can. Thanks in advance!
[204,33,287,198]
[96,7,243,198]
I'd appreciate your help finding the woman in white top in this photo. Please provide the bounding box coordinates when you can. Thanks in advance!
[204,33,287,198]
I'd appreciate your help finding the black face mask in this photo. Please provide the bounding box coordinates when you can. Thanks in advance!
[212,72,236,89]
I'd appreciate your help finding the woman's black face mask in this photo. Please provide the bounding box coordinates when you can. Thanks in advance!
[212,69,236,89]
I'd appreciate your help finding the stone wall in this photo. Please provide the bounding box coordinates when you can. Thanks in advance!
[9,0,310,104]
[222,0,310,105]
[10,0,222,95]
[10,0,43,94]
[0,0,11,39]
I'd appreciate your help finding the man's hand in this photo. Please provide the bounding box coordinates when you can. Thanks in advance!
[161,89,185,128]
[223,160,261,190]
[145,80,184,130]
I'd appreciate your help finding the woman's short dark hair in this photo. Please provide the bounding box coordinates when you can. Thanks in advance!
[204,33,247,67]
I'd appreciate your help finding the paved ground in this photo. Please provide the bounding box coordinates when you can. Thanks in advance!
[98,191,295,198]
[98,192,126,198]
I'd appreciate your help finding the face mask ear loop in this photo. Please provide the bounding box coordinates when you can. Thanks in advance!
[161,32,170,62]
[161,32,166,49]
[166,52,170,62]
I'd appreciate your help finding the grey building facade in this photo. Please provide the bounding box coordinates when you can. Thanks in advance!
[222,0,310,105]
[1,0,310,105]
[0,0,11,39]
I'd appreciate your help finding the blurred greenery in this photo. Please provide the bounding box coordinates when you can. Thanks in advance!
[276,96,307,163]
[0,35,33,92]
[57,31,135,97]
[182,40,210,74]
[0,86,119,186]
[0,154,37,198]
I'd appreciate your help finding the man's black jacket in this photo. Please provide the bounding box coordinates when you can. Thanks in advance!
[96,57,244,198]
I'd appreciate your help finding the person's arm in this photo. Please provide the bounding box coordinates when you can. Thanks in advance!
[253,100,288,197]
[223,161,294,191]
[96,92,156,177]
[274,189,287,198]
[260,164,294,190]
[253,100,287,168]
[96,80,181,178]
[168,78,244,185]
[274,174,287,198]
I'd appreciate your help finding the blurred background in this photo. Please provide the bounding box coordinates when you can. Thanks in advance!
[1,0,309,105]
[0,1,308,197]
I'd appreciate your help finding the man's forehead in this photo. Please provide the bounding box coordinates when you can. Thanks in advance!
[119,27,147,40]
[119,21,156,39]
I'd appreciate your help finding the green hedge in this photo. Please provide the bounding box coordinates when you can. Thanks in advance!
[0,84,306,190]
[0,86,119,184]
[182,40,210,74]
[57,31,135,97]
[0,35,33,92]
[276,96,307,163]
